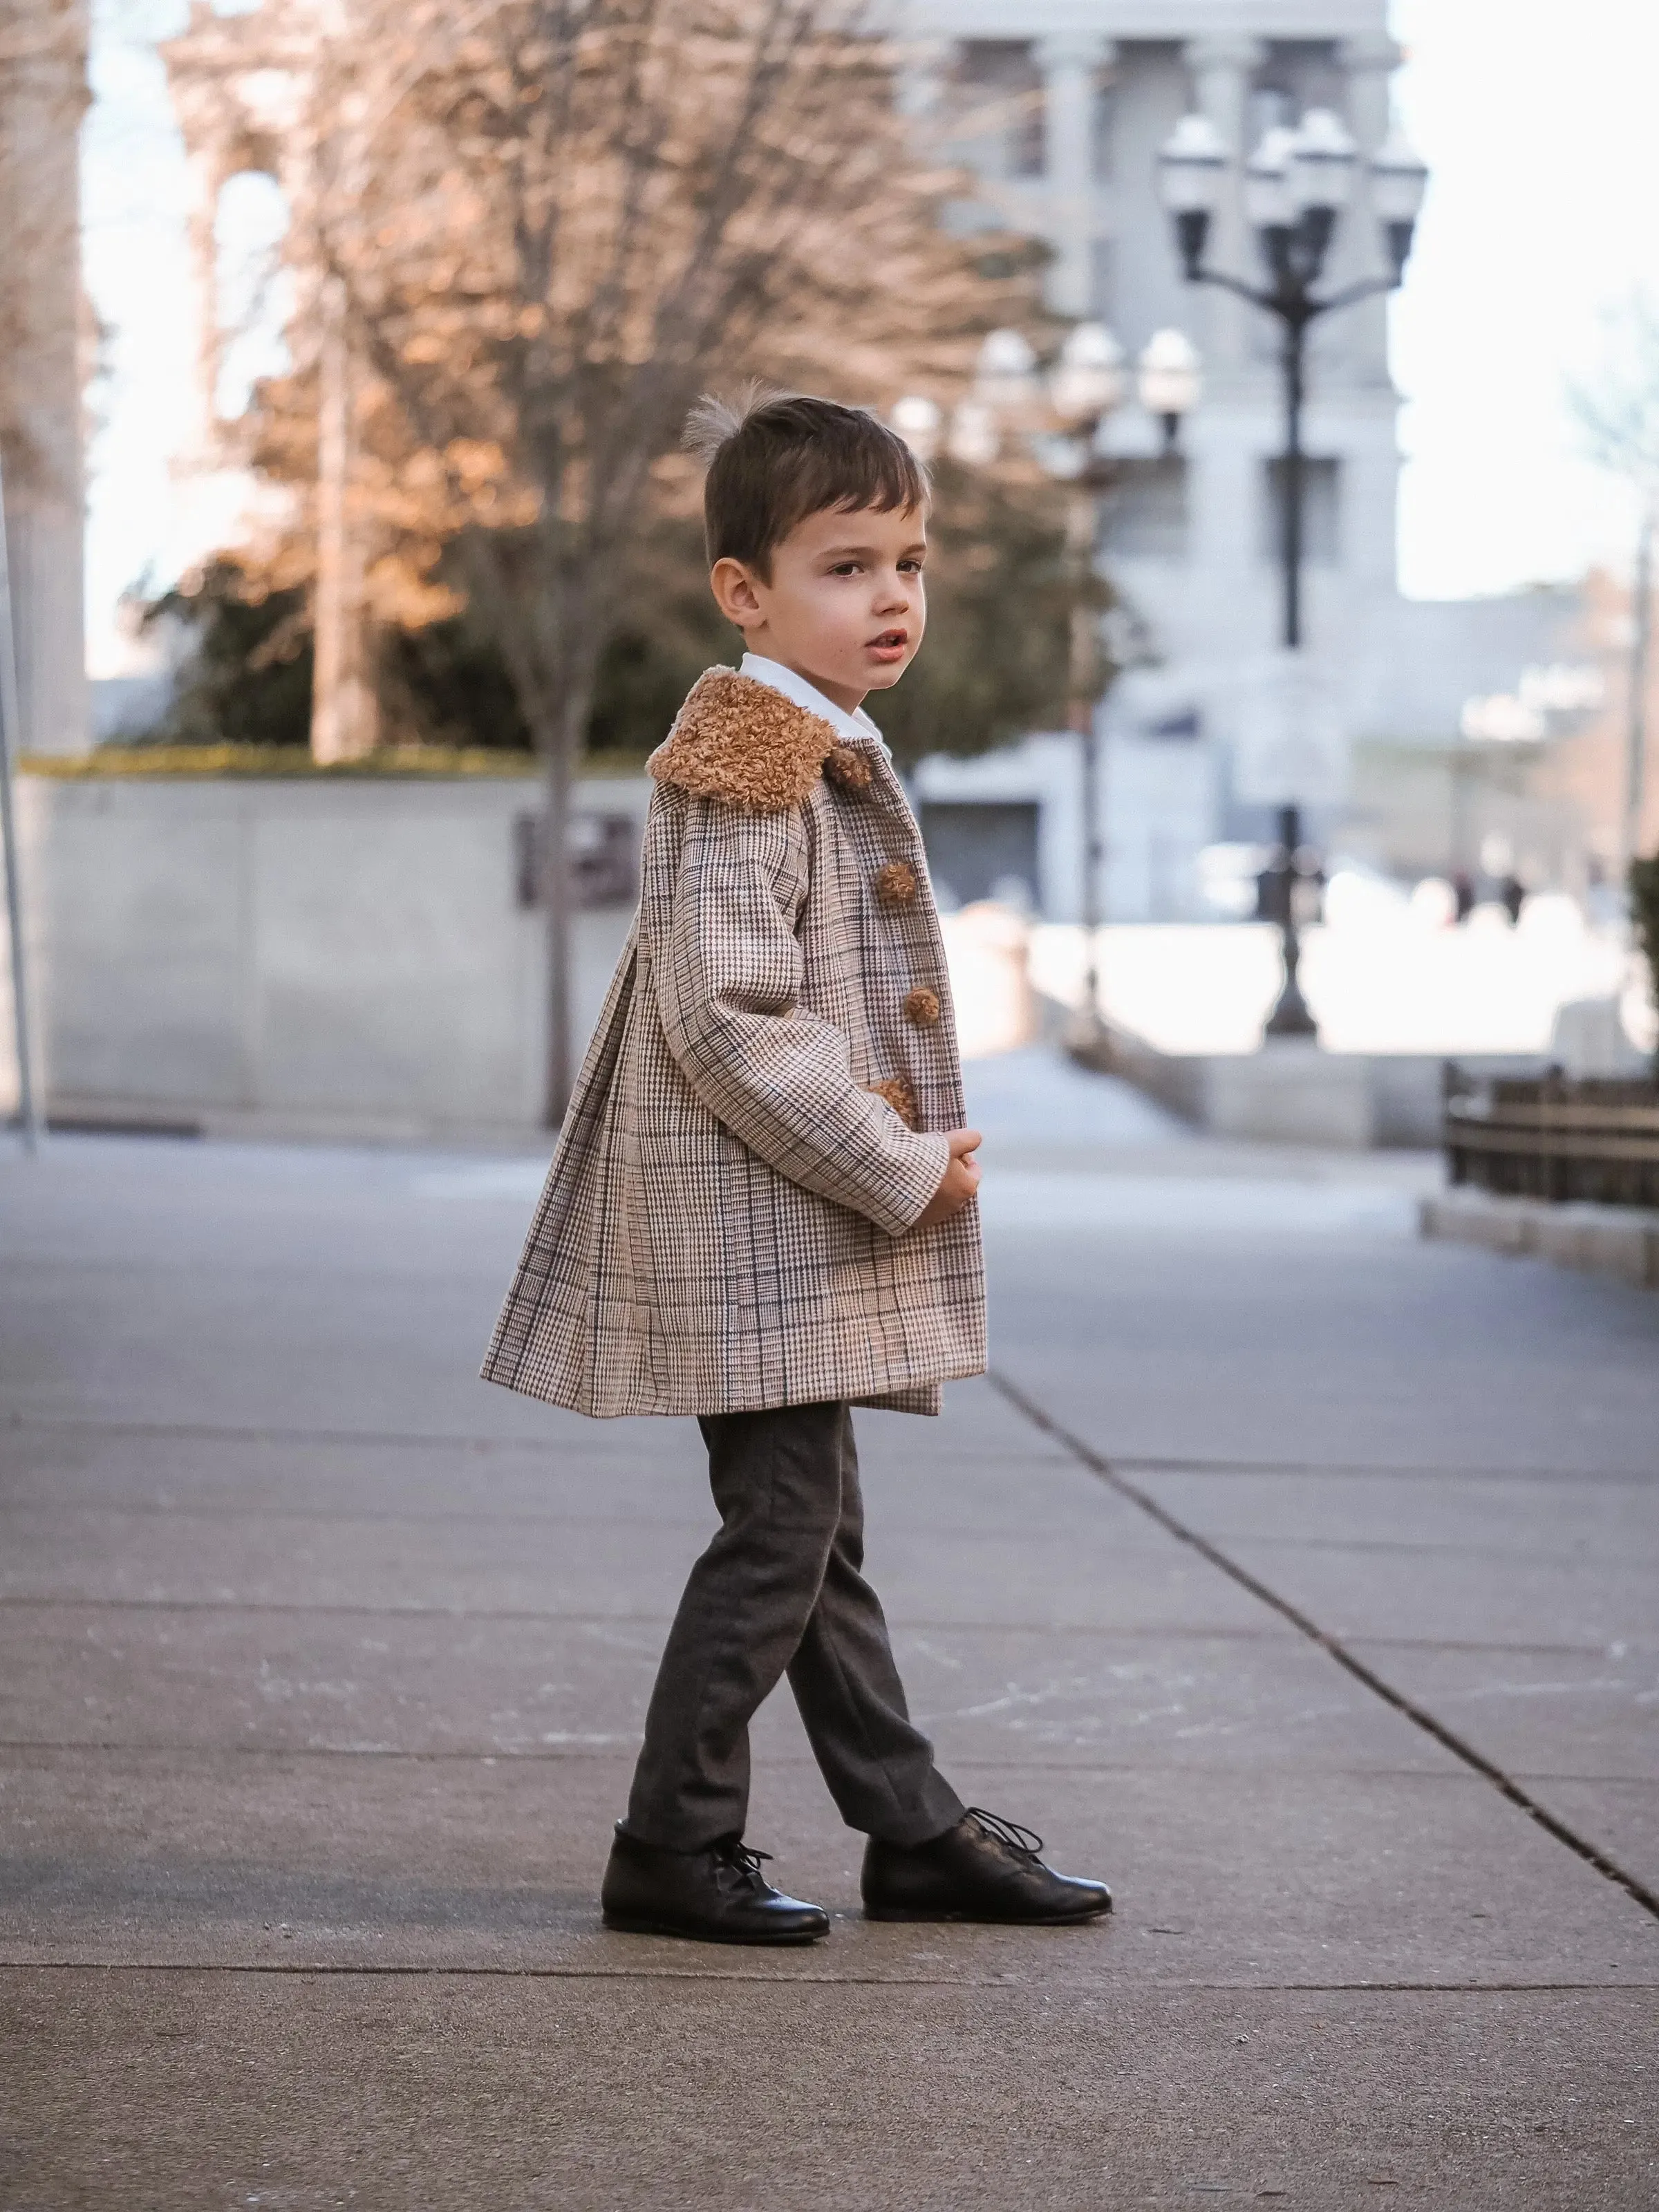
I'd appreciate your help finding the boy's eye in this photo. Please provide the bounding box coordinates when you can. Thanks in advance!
[828,561,862,576]
[900,559,925,574]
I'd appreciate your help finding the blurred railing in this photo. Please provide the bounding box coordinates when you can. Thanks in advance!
[1445,1069,1659,1210]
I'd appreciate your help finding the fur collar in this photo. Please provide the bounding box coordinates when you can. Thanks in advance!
[647,667,840,813]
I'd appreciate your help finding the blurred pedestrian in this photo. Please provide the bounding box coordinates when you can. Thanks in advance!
[1499,872,1526,926]
[1451,867,1476,923]
[483,392,1111,1946]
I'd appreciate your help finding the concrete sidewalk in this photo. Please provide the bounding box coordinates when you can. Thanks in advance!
[1,1059,1656,2208]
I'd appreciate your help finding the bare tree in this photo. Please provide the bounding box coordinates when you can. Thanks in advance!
[280,0,1031,1121]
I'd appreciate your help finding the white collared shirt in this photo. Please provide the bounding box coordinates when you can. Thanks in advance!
[739,652,887,751]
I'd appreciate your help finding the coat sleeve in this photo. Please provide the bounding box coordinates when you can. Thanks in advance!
[652,794,950,1237]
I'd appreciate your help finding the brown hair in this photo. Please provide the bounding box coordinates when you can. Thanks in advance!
[684,386,929,578]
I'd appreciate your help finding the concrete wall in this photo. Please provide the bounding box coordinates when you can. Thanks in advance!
[3,775,647,1141]
[1074,1023,1550,1150]
[912,727,1221,923]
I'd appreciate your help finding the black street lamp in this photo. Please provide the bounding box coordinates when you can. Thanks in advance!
[1046,323,1133,1053]
[1157,104,1427,1040]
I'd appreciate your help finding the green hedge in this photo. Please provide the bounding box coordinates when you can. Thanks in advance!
[1631,849,1659,1074]
[21,743,650,780]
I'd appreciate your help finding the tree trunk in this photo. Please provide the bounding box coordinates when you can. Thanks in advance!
[541,715,572,1126]
[312,277,380,765]
[537,663,601,1129]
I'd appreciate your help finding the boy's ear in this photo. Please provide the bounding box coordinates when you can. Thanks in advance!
[710,556,764,630]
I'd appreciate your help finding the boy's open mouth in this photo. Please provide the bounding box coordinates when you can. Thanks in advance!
[867,629,908,661]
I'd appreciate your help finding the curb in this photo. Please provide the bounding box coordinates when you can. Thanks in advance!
[1419,1187,1659,1291]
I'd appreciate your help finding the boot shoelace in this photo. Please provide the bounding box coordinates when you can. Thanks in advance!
[714,1839,774,1893]
[964,1807,1045,1862]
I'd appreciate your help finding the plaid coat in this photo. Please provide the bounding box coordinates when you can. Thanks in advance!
[481,666,986,1417]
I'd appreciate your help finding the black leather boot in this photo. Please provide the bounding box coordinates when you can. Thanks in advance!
[601,1824,830,1944]
[862,1808,1112,1924]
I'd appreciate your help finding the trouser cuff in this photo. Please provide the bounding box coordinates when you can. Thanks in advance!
[856,1774,966,1849]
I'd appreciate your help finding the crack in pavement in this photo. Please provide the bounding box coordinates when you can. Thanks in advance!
[988,1371,1659,1927]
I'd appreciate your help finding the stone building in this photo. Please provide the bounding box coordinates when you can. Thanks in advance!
[903,1,1586,917]
[145,0,1591,898]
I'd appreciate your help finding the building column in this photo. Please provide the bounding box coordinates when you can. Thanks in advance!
[1181,35,1264,384]
[1038,35,1113,320]
[895,34,950,128]
[310,276,379,764]
[1338,32,1403,391]
[181,146,228,460]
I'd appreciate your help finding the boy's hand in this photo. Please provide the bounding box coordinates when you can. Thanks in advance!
[914,1127,982,1230]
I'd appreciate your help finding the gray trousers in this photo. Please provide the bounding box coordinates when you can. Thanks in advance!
[624,1401,965,1852]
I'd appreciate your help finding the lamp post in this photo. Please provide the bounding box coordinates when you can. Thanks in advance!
[897,321,1200,1049]
[0,457,41,1152]
[1157,104,1427,1040]
[1623,491,1655,885]
[1047,324,1128,1051]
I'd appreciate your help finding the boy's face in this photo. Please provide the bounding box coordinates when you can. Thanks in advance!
[709,502,926,714]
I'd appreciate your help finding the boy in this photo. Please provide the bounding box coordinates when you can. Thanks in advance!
[483,391,1109,1943]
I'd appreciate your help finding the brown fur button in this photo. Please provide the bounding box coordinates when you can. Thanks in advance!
[903,986,940,1029]
[865,1076,920,1130]
[823,743,873,792]
[874,861,917,907]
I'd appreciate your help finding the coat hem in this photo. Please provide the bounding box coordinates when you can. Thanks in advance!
[478,1353,986,1421]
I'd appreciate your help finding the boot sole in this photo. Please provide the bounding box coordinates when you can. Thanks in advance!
[601,1909,828,1945]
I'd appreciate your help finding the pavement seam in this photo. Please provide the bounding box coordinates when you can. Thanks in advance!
[0,1741,1516,1775]
[988,1370,1659,1928]
[0,1597,1299,1639]
[0,1596,1622,1655]
[9,1501,1651,1570]
[1113,1453,1658,1487]
[2,1962,1651,1990]
[8,1411,1653,1483]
